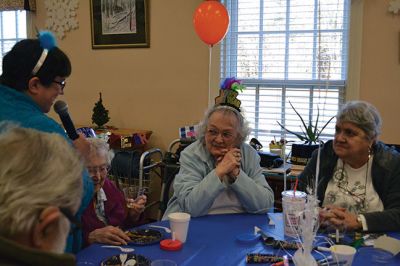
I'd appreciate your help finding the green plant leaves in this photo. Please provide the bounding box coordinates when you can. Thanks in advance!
[276,101,334,144]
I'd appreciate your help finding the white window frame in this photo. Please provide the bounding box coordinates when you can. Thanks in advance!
[220,0,351,144]
[0,10,27,73]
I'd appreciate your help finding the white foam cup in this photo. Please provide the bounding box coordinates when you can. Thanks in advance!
[281,190,306,237]
[168,212,191,243]
[330,244,356,266]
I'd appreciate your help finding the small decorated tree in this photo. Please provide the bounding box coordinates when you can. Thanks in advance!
[92,92,110,129]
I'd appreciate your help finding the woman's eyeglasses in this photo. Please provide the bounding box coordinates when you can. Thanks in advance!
[87,164,109,175]
[206,128,236,141]
[53,80,66,91]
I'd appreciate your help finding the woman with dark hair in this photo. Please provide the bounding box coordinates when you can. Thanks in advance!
[0,33,71,123]
[299,101,400,232]
[0,38,70,93]
[0,32,93,253]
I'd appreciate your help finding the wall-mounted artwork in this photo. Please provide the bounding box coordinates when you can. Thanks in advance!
[90,0,149,48]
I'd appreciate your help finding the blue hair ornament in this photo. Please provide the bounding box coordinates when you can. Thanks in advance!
[38,31,57,50]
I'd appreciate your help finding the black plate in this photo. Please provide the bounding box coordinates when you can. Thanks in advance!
[101,254,151,266]
[126,228,163,245]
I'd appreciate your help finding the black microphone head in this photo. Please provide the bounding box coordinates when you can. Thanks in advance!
[53,100,68,115]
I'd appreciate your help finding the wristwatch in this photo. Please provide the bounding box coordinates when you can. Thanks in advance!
[356,214,363,230]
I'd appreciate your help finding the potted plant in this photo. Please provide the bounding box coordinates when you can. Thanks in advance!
[277,102,334,165]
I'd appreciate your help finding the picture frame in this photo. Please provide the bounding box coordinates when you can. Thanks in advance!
[90,0,149,49]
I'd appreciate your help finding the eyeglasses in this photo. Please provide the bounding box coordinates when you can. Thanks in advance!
[206,128,236,141]
[52,80,66,91]
[87,164,109,175]
[59,207,82,229]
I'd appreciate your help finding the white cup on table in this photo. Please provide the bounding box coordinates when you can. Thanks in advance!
[330,244,356,266]
[281,190,307,237]
[168,212,191,243]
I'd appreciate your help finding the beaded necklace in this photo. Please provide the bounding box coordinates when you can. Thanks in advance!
[337,154,370,211]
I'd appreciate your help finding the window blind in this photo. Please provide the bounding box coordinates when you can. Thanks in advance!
[221,0,350,146]
[0,10,27,74]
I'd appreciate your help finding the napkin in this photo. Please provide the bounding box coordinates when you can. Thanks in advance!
[374,235,400,255]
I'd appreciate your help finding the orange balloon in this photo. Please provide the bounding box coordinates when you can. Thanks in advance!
[193,1,230,46]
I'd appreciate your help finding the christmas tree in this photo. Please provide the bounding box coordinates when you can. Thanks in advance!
[92,92,110,129]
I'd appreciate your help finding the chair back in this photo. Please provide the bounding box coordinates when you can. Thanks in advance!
[385,143,400,153]
[158,138,195,219]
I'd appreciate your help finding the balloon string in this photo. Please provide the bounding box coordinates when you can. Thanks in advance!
[208,45,213,107]
[283,130,287,192]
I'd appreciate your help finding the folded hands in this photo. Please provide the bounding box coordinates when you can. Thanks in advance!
[319,205,362,231]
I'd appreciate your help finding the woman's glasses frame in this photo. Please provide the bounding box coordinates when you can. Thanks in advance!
[52,80,66,92]
[205,128,236,141]
[87,164,109,175]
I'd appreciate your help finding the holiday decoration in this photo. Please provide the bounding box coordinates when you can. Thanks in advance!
[44,0,79,39]
[179,125,198,139]
[389,0,400,14]
[215,77,245,111]
[92,92,110,129]
[292,193,320,266]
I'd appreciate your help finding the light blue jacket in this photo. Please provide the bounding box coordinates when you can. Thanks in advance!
[163,140,274,219]
[0,84,94,253]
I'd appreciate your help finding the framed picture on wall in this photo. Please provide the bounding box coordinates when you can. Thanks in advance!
[90,0,149,49]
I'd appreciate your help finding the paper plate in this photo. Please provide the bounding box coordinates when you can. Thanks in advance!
[101,254,151,266]
[236,233,259,243]
[126,228,163,245]
[356,247,394,264]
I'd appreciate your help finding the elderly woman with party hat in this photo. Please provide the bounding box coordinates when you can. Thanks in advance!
[163,79,274,219]
[299,101,400,232]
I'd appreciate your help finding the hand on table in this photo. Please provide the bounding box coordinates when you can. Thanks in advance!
[319,206,345,225]
[215,148,241,182]
[319,206,361,230]
[88,225,130,245]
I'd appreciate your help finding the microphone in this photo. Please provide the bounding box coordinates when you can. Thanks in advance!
[53,100,79,140]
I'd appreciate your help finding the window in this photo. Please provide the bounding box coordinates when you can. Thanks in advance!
[221,0,350,145]
[0,10,27,73]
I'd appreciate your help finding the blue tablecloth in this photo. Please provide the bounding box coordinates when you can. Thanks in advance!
[76,213,400,265]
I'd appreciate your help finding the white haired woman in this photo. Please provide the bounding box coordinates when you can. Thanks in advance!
[82,138,147,246]
[0,126,83,265]
[299,101,400,232]
[163,105,274,219]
